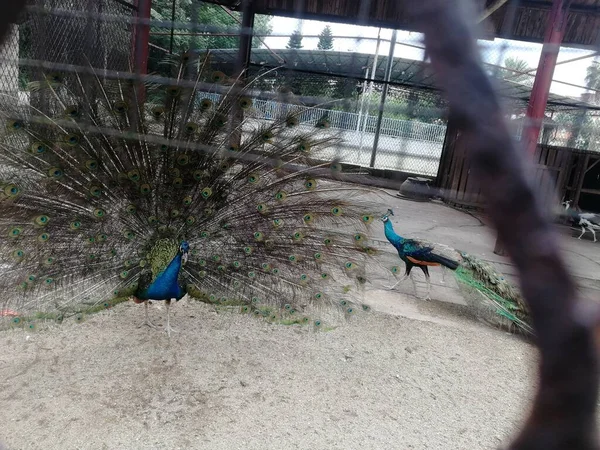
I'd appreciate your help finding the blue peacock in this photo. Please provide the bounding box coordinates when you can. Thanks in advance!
[0,51,378,335]
[380,209,534,335]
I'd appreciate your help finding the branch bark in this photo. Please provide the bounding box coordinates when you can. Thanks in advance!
[408,0,600,448]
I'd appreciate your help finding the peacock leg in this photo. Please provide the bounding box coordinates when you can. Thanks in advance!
[591,227,597,242]
[165,299,178,337]
[386,275,408,290]
[424,274,432,301]
[578,226,586,240]
[410,272,419,298]
[138,300,157,329]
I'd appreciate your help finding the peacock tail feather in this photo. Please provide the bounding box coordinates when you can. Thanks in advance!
[0,51,378,328]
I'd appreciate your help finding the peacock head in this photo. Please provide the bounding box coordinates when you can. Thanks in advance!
[380,209,394,222]
[179,241,190,264]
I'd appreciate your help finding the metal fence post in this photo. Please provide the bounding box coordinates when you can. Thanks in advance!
[369,29,397,168]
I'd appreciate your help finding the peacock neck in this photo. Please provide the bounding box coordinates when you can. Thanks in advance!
[384,220,404,246]
[148,252,185,299]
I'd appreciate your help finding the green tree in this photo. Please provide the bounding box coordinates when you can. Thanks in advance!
[317,25,334,50]
[585,60,600,90]
[286,30,303,50]
[499,56,533,85]
[149,1,273,73]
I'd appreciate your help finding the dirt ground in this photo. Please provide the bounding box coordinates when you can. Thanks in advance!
[1,296,536,450]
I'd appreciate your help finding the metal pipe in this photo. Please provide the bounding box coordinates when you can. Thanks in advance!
[370,29,397,168]
[358,27,382,154]
[522,0,572,156]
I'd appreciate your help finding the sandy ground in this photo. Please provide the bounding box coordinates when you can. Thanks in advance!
[1,296,536,450]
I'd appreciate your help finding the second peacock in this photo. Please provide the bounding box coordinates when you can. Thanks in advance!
[0,52,378,334]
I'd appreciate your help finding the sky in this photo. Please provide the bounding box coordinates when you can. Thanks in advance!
[260,16,596,100]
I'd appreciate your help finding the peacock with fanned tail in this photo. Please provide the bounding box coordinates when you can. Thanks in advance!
[0,52,378,335]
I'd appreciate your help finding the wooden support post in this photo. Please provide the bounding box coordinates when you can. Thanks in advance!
[494,0,571,256]
[132,0,151,104]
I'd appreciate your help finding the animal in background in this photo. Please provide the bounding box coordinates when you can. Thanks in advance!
[561,200,600,242]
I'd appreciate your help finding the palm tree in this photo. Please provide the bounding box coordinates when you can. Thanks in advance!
[585,60,600,90]
[499,57,533,85]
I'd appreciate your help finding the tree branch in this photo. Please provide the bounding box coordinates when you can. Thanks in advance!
[407,0,600,448]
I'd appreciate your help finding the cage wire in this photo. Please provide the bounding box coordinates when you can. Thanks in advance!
[0,0,598,179]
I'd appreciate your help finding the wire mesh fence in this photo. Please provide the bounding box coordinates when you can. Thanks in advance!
[1,1,599,180]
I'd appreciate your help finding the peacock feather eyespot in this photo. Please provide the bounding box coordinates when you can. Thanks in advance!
[7,119,24,131]
[272,219,283,228]
[315,292,323,299]
[261,262,270,270]
[243,246,253,255]
[314,252,322,260]
[85,159,99,171]
[151,106,164,119]
[212,255,221,262]
[3,184,20,198]
[28,275,36,282]
[215,114,227,128]
[46,72,64,84]
[48,167,63,179]
[97,234,107,242]
[170,209,180,218]
[89,185,102,197]
[112,100,129,114]
[122,230,134,240]
[218,265,226,271]
[253,231,264,241]
[64,105,80,118]
[93,208,106,218]
[211,71,226,83]
[300,274,308,281]
[239,97,252,109]
[321,273,329,279]
[9,227,22,238]
[183,196,193,206]
[228,143,239,152]
[345,261,356,270]
[201,187,212,199]
[247,173,259,184]
[198,259,206,267]
[65,133,81,146]
[293,231,303,241]
[127,169,141,182]
[261,131,274,143]
[86,236,95,244]
[88,253,96,260]
[248,271,256,278]
[324,238,333,246]
[147,216,158,225]
[200,231,209,238]
[38,232,50,243]
[31,142,47,154]
[124,259,133,268]
[125,204,137,214]
[33,215,50,226]
[298,140,311,152]
[200,98,213,111]
[160,144,169,152]
[330,162,342,173]
[221,222,231,230]
[331,207,343,216]
[44,277,54,285]
[198,270,207,278]
[177,155,190,166]
[184,122,198,134]
[166,85,181,96]
[362,215,374,224]
[288,255,297,262]
[12,249,24,260]
[286,116,299,127]
[257,203,268,214]
[70,220,82,230]
[120,270,129,279]
[303,214,314,224]
[173,177,183,188]
[44,257,55,265]
[232,261,241,268]
[354,233,365,243]
[272,268,280,275]
[304,179,316,190]
[185,216,196,226]
[140,184,151,195]
[274,191,287,201]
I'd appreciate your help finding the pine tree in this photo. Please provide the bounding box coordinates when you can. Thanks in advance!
[317,25,334,50]
[286,30,304,49]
